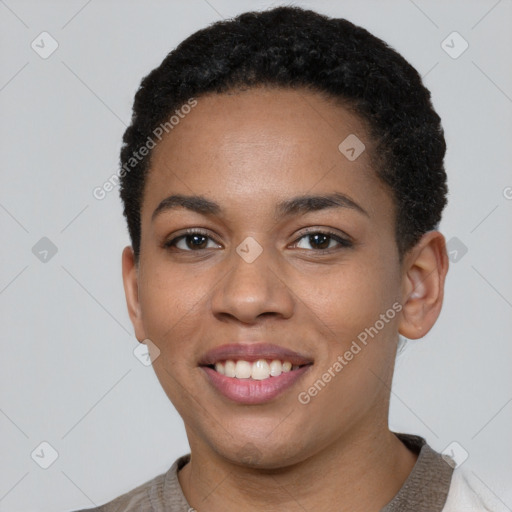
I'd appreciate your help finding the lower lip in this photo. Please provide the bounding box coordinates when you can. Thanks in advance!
[201,365,312,405]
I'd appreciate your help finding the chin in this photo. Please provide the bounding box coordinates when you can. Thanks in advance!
[213,434,313,470]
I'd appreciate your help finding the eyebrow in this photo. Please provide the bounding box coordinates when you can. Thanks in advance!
[151,192,368,222]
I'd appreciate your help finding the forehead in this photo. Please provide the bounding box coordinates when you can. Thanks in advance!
[143,87,391,221]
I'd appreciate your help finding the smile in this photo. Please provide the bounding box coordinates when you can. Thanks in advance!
[199,343,313,404]
[210,359,302,380]
[201,364,312,404]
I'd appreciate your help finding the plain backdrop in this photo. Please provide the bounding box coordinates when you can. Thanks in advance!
[1,1,511,510]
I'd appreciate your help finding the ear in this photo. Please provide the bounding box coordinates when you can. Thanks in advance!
[122,246,146,342]
[398,231,449,340]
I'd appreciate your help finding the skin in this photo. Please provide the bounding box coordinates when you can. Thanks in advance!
[122,87,449,512]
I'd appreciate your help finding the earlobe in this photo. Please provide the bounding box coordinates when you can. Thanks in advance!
[121,246,146,342]
[398,231,449,340]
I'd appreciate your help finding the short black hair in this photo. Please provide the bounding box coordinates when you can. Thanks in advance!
[119,6,447,261]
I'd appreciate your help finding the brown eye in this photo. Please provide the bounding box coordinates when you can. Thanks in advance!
[164,230,221,251]
[182,234,209,250]
[307,233,331,250]
[294,231,352,251]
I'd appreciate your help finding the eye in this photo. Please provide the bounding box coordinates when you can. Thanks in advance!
[293,230,352,251]
[163,229,221,251]
[163,228,352,253]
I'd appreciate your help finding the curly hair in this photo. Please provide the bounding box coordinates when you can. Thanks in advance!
[119,6,447,261]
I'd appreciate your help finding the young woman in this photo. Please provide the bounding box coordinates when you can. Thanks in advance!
[75,6,504,511]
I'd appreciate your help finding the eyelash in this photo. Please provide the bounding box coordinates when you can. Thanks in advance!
[162,228,353,253]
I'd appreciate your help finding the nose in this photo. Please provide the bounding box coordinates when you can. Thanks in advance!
[210,242,295,325]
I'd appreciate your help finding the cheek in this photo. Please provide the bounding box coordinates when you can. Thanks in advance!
[137,264,209,414]
[302,257,400,339]
[295,255,401,411]
[137,262,211,349]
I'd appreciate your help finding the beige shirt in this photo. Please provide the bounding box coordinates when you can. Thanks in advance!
[71,433,454,512]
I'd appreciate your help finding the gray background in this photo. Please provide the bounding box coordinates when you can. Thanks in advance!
[1,0,511,510]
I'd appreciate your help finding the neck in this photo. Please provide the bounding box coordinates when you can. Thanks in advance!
[178,424,418,512]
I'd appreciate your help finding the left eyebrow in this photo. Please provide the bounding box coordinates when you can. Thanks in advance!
[275,192,369,219]
[151,191,369,222]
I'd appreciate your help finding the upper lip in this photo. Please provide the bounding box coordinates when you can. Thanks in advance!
[199,343,313,366]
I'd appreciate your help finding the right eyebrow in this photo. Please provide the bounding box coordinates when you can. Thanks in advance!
[151,195,221,222]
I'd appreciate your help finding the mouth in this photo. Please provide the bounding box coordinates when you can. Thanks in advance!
[203,359,310,380]
[199,343,313,404]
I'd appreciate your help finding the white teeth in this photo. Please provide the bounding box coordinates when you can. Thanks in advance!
[235,360,252,379]
[213,359,300,379]
[251,359,270,380]
[269,359,282,377]
[224,360,236,378]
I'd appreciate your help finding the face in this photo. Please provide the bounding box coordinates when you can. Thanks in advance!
[123,87,410,468]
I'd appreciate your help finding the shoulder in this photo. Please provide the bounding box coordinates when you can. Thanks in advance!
[442,467,509,512]
[67,454,191,512]
[70,471,166,512]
